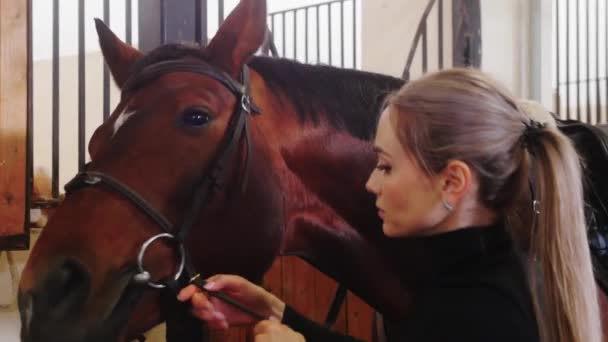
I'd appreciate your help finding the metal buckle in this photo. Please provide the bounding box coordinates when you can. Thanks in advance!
[83,175,101,185]
[241,95,252,113]
[135,233,186,289]
[533,200,541,215]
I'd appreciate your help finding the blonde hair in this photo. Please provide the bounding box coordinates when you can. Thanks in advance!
[386,68,602,342]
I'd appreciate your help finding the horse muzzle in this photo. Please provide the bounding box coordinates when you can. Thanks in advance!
[18,258,143,342]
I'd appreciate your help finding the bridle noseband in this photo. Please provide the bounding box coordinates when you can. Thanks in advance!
[65,59,260,291]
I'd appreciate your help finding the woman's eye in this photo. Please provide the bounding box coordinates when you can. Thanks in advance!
[375,164,392,174]
[181,108,212,127]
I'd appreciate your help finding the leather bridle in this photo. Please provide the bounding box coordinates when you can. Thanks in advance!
[64,59,264,317]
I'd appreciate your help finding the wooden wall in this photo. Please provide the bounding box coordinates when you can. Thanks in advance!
[0,0,30,250]
[209,256,376,342]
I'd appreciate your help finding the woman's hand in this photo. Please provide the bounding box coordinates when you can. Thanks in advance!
[176,274,285,329]
[253,320,305,342]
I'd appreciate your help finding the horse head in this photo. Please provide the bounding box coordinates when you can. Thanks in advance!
[18,0,284,341]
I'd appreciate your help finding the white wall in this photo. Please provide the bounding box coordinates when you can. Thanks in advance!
[361,0,553,105]
[361,0,453,79]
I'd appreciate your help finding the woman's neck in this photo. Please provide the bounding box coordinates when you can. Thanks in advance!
[428,202,498,236]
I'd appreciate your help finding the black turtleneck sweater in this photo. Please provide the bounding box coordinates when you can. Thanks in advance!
[281,223,539,341]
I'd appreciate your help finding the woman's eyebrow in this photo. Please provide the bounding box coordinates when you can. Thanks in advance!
[373,146,391,158]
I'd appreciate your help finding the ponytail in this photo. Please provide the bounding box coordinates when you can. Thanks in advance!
[527,126,602,342]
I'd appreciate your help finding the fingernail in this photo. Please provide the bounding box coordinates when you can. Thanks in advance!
[203,281,216,290]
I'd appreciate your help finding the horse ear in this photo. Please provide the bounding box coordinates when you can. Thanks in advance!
[94,18,143,88]
[206,0,267,77]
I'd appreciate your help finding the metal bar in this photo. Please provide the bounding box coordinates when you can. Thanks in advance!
[126,0,132,44]
[269,35,279,57]
[317,5,320,63]
[328,4,332,65]
[606,0,608,123]
[452,0,481,68]
[559,76,608,84]
[195,0,201,44]
[567,0,570,118]
[586,0,591,122]
[201,0,208,46]
[269,0,346,16]
[79,0,86,171]
[438,0,443,69]
[271,14,275,47]
[353,0,356,68]
[282,13,286,56]
[294,11,297,59]
[270,14,274,38]
[422,22,428,73]
[103,0,110,121]
[577,0,581,121]
[402,0,437,79]
[596,0,600,123]
[52,0,60,198]
[340,0,344,67]
[556,0,561,115]
[219,0,224,25]
[305,8,309,62]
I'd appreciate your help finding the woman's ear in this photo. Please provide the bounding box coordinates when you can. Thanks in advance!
[437,160,473,204]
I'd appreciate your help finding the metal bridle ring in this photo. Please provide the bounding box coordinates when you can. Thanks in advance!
[136,233,186,289]
[241,95,252,113]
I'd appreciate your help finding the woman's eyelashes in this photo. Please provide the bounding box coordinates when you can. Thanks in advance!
[375,163,392,174]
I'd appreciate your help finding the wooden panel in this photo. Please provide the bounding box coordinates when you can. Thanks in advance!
[282,256,349,335]
[346,292,375,341]
[0,0,29,250]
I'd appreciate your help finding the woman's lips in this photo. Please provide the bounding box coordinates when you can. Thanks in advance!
[377,209,385,220]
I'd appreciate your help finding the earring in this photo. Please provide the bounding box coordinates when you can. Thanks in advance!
[442,199,453,212]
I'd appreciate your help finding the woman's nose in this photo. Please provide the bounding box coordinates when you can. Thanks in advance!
[365,172,379,195]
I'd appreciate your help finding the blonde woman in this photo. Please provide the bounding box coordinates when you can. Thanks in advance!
[177,68,601,342]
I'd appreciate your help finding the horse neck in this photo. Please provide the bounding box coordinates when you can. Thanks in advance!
[247,66,418,319]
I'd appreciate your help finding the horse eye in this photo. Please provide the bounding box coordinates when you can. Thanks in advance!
[181,108,212,127]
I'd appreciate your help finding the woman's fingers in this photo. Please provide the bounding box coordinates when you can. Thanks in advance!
[176,274,273,327]
[253,320,275,336]
[176,284,199,302]
[191,292,214,311]
[187,292,230,329]
[205,274,249,293]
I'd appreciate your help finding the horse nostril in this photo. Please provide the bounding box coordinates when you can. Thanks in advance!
[44,259,91,309]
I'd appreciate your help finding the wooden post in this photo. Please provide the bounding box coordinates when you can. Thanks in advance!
[0,0,30,250]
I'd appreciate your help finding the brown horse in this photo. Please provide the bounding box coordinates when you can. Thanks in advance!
[18,0,421,341]
[17,0,608,340]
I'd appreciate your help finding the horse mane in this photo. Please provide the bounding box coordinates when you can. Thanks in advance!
[131,44,405,140]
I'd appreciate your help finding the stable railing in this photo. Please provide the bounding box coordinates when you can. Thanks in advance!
[554,0,608,124]
[30,0,359,210]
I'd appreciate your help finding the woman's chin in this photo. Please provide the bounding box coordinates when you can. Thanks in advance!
[382,222,399,237]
